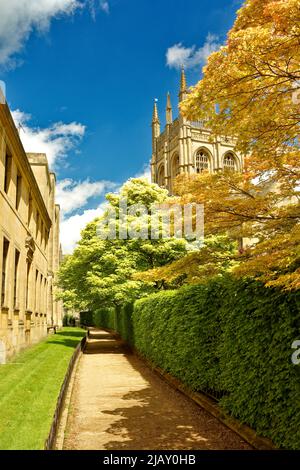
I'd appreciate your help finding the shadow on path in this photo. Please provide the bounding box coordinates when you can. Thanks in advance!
[63,329,251,450]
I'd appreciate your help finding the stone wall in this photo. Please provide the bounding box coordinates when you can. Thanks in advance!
[0,102,62,362]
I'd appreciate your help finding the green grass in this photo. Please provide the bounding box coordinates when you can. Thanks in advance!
[0,327,85,450]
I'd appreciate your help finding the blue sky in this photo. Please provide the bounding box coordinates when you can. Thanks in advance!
[0,0,242,252]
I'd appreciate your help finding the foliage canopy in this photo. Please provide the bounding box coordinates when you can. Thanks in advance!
[148,0,300,290]
[57,178,187,310]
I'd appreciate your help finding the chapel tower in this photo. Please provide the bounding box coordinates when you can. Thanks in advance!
[151,67,243,194]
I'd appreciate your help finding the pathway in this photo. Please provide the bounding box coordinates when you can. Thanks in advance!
[62,329,251,450]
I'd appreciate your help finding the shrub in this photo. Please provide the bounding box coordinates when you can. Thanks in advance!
[62,313,76,326]
[133,284,224,392]
[94,277,300,449]
[93,307,115,330]
[79,311,94,327]
[115,304,134,345]
[218,279,300,449]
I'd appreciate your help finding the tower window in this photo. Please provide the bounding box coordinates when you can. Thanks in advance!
[172,155,180,178]
[223,153,236,171]
[157,166,165,187]
[195,150,209,173]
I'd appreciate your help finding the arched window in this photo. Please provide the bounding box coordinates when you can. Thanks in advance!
[157,165,165,187]
[171,154,180,179]
[223,153,236,171]
[195,150,209,173]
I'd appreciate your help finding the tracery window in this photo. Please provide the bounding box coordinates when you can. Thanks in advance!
[171,154,180,179]
[157,166,165,187]
[195,150,209,173]
[223,153,236,171]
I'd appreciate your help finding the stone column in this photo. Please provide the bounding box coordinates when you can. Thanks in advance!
[215,136,221,171]
[164,142,169,190]
[179,126,184,174]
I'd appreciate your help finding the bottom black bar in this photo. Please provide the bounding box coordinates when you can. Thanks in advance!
[0,450,299,468]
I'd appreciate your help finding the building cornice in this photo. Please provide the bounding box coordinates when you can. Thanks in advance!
[26,153,52,190]
[0,103,52,228]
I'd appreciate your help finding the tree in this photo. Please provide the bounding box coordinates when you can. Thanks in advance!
[173,0,300,290]
[134,235,238,286]
[57,178,187,311]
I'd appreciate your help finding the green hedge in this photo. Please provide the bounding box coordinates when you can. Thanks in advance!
[79,310,94,327]
[93,307,115,330]
[92,305,134,344]
[79,309,116,329]
[94,277,300,449]
[134,284,224,393]
[218,281,300,449]
[63,313,76,326]
[115,304,135,345]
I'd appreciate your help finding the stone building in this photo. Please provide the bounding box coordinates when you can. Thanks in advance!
[0,98,62,363]
[151,68,243,193]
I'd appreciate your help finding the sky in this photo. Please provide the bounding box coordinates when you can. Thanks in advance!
[0,0,243,253]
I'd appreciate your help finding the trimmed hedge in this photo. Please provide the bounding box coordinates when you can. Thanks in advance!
[93,307,115,330]
[94,278,300,449]
[79,310,94,327]
[63,313,76,326]
[115,304,134,345]
[89,305,134,344]
[218,281,300,449]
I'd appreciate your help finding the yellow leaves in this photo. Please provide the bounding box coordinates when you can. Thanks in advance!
[157,0,300,292]
[167,150,300,289]
[232,223,300,289]
[181,0,300,164]
[266,269,300,290]
[264,0,300,35]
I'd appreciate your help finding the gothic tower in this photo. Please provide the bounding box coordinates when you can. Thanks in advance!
[151,68,243,194]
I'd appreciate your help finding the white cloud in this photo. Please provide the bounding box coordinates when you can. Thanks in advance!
[166,34,221,69]
[0,0,82,68]
[57,177,118,253]
[134,163,151,182]
[166,44,193,70]
[56,178,115,216]
[12,109,85,169]
[60,164,153,254]
[88,0,109,20]
[99,1,110,14]
[60,203,107,254]
[11,112,151,255]
[11,107,116,254]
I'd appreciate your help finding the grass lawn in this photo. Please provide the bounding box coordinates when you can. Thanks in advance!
[0,327,85,450]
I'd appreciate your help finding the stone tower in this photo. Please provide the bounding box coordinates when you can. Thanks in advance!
[151,67,243,194]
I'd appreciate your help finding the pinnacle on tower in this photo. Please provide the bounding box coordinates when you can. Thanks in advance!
[152,99,160,153]
[152,99,160,124]
[166,92,173,125]
[179,65,188,102]
[180,65,187,90]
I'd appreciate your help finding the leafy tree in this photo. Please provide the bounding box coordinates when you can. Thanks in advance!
[174,0,300,290]
[134,235,238,286]
[57,178,187,311]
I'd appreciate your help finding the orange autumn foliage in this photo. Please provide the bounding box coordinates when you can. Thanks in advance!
[141,0,300,290]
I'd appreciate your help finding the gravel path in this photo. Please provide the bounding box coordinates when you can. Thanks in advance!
[62,329,251,450]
